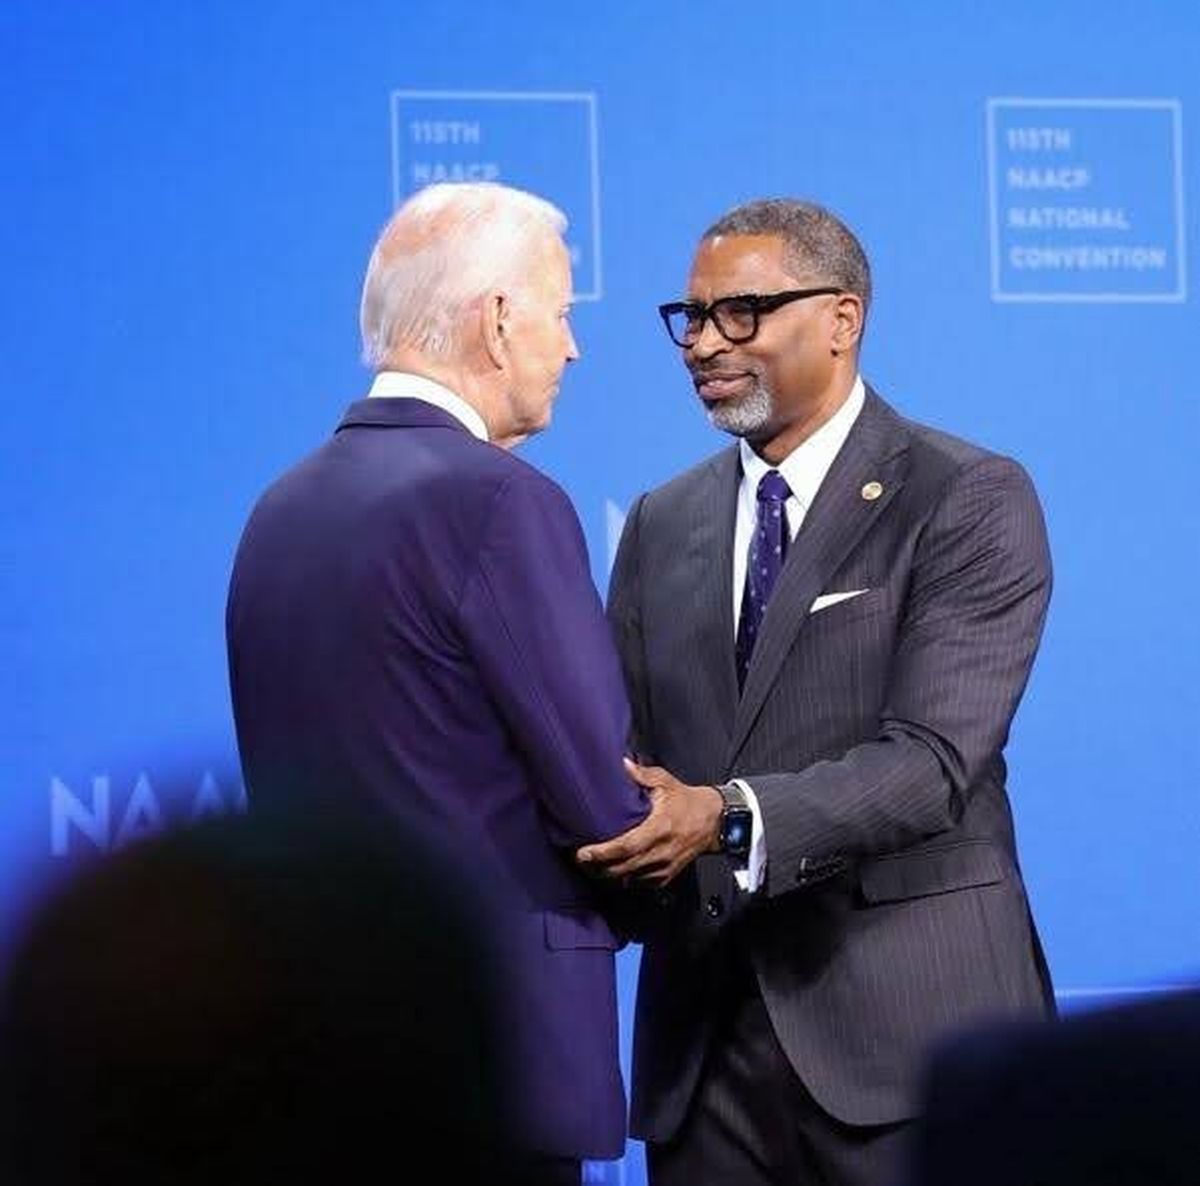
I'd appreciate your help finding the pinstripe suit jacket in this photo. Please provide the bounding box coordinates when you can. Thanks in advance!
[608,388,1054,1138]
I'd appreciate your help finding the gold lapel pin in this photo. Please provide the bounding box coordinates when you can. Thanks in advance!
[861,480,883,501]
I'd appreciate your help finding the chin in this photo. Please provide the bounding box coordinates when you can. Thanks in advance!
[705,384,773,438]
[708,405,771,439]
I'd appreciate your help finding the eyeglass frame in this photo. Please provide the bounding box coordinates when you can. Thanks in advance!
[657,286,845,348]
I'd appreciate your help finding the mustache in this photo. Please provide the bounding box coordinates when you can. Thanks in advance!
[688,363,758,382]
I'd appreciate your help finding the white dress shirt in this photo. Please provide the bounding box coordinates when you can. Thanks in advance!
[730,376,866,892]
[368,370,489,442]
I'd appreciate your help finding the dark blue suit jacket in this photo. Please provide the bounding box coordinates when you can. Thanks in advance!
[226,396,648,1159]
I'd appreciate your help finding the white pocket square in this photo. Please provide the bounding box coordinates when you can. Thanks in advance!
[809,589,870,614]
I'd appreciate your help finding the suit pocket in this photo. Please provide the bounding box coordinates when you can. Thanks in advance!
[805,586,891,630]
[544,907,620,951]
[858,841,1007,905]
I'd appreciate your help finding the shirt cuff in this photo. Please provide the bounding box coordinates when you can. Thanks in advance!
[730,778,766,893]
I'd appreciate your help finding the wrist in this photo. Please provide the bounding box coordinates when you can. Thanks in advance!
[702,785,724,853]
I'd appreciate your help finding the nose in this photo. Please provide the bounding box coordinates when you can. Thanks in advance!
[686,315,729,362]
[565,321,580,363]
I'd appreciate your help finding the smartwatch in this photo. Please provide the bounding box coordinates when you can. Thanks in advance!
[715,781,753,859]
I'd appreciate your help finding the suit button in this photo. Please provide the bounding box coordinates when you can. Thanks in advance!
[705,895,724,919]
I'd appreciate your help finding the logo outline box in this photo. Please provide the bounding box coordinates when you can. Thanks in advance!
[986,97,1186,304]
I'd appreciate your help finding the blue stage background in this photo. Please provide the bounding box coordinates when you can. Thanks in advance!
[3,3,1197,1180]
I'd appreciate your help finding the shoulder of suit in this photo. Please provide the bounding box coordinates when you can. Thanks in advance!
[880,394,1034,494]
[450,450,583,543]
[635,446,738,515]
[903,417,992,468]
[424,436,573,506]
[339,421,575,520]
[492,447,574,504]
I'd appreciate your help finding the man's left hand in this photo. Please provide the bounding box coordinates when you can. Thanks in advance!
[576,759,722,886]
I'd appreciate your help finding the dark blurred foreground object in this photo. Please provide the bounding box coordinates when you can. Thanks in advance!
[907,988,1200,1186]
[0,810,526,1185]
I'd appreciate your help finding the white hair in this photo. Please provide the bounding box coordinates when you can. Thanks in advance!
[359,182,569,367]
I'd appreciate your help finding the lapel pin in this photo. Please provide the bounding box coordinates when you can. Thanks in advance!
[861,480,883,501]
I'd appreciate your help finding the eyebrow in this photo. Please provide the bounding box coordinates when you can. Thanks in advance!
[679,291,760,304]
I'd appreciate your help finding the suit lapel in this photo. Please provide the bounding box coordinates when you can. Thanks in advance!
[685,447,741,747]
[726,391,910,767]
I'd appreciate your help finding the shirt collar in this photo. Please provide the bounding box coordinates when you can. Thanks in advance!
[367,371,490,442]
[739,375,866,508]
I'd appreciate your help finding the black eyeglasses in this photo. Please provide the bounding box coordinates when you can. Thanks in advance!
[657,287,844,347]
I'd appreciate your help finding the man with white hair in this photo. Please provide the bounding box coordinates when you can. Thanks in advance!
[226,182,649,1185]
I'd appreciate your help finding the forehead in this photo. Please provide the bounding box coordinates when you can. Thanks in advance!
[687,233,796,299]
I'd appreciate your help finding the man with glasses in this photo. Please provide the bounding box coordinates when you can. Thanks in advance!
[577,199,1053,1186]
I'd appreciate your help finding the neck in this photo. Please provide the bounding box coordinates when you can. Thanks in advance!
[380,348,499,436]
[751,370,856,465]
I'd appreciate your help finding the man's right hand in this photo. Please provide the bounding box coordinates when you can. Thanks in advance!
[575,759,722,886]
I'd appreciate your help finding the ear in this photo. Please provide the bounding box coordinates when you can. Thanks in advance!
[481,289,510,371]
[830,293,864,356]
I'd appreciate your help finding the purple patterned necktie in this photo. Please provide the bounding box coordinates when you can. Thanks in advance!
[735,469,792,690]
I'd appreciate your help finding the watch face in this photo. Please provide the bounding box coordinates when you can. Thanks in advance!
[721,809,752,854]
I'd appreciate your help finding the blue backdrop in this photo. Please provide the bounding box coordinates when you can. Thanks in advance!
[4,3,1197,1181]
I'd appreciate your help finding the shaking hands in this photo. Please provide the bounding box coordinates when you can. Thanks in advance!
[576,758,722,886]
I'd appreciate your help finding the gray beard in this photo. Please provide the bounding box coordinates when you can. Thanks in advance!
[705,381,774,438]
